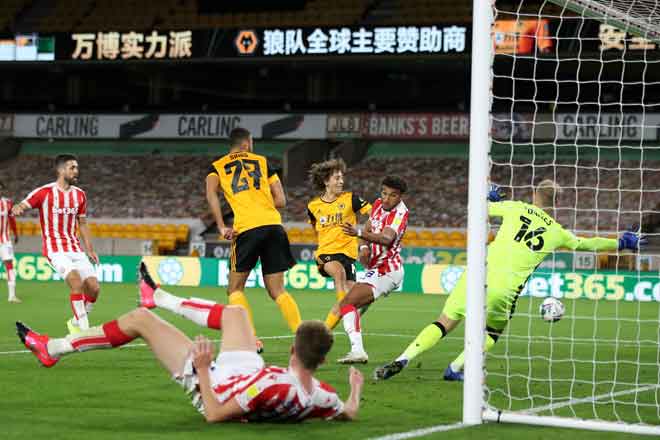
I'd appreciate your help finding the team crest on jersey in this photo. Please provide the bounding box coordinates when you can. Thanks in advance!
[319,216,328,225]
[338,203,345,210]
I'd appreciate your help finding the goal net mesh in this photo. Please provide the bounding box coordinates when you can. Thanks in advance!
[486,0,660,427]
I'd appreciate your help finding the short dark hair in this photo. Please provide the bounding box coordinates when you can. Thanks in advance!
[54,154,77,169]
[308,158,347,192]
[229,127,251,147]
[294,320,334,371]
[382,175,407,194]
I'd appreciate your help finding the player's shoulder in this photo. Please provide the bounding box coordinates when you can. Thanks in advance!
[39,182,57,190]
[493,200,525,212]
[307,195,321,208]
[338,191,354,204]
[394,200,409,214]
[31,182,57,194]
[315,379,338,394]
[247,151,267,161]
[70,185,85,194]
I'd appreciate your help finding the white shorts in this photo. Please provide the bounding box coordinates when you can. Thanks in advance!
[0,242,14,261]
[360,267,404,300]
[175,350,264,414]
[48,252,96,281]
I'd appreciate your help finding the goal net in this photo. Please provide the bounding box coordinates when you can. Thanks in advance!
[479,0,660,434]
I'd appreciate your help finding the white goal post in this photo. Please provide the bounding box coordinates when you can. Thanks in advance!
[466,0,660,435]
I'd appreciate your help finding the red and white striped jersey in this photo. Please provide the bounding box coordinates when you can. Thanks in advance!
[367,198,409,274]
[22,183,87,256]
[0,198,16,244]
[213,366,344,422]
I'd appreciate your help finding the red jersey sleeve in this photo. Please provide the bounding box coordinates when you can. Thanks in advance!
[7,200,17,237]
[386,208,409,238]
[78,191,87,218]
[308,381,344,420]
[23,187,46,209]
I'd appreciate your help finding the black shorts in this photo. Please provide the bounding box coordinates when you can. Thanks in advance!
[317,253,356,282]
[231,225,295,275]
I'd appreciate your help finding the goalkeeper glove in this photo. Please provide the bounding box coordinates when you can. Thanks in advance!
[618,227,648,251]
[487,184,506,202]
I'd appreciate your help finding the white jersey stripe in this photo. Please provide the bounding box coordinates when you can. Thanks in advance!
[62,189,72,252]
[42,191,52,255]
[51,187,63,253]
[70,190,81,252]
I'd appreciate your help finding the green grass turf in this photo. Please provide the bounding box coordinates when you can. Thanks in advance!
[0,281,656,439]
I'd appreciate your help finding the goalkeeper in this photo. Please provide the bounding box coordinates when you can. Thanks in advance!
[374,179,646,382]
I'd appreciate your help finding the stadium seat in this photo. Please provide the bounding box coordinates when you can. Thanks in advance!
[405,230,418,240]
[108,224,123,234]
[448,239,467,249]
[448,231,465,241]
[433,231,449,241]
[175,224,189,241]
[418,230,433,241]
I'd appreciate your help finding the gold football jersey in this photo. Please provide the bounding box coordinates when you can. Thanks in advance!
[307,192,371,259]
[209,151,281,234]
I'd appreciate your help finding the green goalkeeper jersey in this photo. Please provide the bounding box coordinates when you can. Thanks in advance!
[487,201,618,292]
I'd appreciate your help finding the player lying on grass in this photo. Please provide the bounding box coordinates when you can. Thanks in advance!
[323,176,409,364]
[374,179,646,382]
[17,263,364,423]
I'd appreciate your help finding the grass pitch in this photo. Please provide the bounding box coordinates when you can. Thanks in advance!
[0,281,655,439]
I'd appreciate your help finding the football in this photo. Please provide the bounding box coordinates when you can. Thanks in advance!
[540,297,565,322]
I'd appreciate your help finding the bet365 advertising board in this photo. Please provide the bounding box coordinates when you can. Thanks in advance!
[3,253,660,303]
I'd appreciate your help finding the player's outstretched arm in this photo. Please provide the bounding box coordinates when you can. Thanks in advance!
[9,212,18,244]
[342,222,396,247]
[335,367,364,421]
[192,336,245,423]
[11,201,31,217]
[205,174,233,240]
[563,227,647,252]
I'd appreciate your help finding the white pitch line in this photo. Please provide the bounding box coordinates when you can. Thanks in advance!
[527,384,660,414]
[366,422,466,440]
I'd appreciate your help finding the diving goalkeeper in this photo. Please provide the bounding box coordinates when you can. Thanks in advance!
[374,179,646,382]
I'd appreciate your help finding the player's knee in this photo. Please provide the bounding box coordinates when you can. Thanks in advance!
[67,272,84,290]
[223,305,248,323]
[84,280,100,297]
[131,307,156,323]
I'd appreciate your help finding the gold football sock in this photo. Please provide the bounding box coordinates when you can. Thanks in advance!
[228,291,256,334]
[324,310,341,330]
[275,292,302,333]
[335,290,346,302]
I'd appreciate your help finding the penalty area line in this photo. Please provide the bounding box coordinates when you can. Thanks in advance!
[366,422,467,440]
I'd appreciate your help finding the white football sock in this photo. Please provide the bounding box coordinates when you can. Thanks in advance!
[342,308,365,353]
